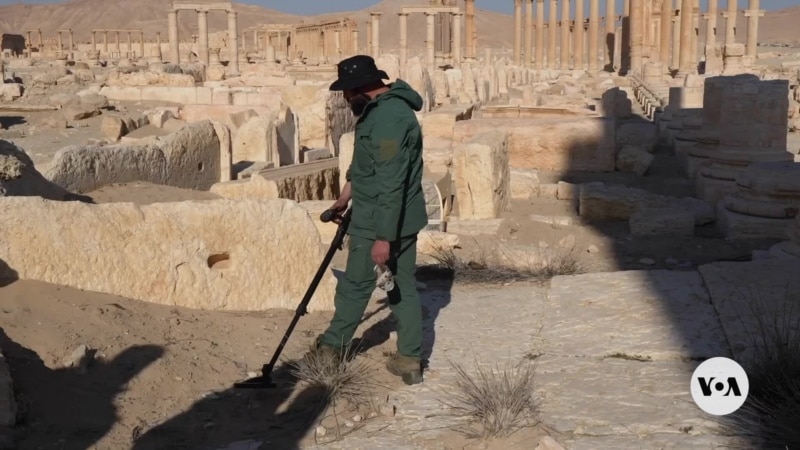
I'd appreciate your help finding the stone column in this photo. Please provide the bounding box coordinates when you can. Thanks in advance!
[630,0,643,73]
[672,10,680,69]
[548,0,557,68]
[352,28,359,55]
[370,12,381,58]
[426,12,436,70]
[690,0,700,70]
[514,0,523,65]
[127,32,132,57]
[588,0,599,71]
[91,31,96,52]
[525,0,534,66]
[198,10,209,65]
[453,12,462,68]
[535,0,545,69]
[140,32,145,58]
[605,0,615,70]
[69,30,74,54]
[745,0,762,58]
[57,32,63,56]
[660,0,672,65]
[115,31,120,54]
[399,13,408,67]
[621,0,630,71]
[560,0,570,69]
[168,10,179,63]
[156,32,162,60]
[465,0,476,59]
[706,0,718,46]
[103,31,108,54]
[334,29,341,59]
[228,11,239,73]
[725,0,737,45]
[575,0,585,70]
[677,0,694,75]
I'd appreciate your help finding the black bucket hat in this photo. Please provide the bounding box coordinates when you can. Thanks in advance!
[329,55,389,91]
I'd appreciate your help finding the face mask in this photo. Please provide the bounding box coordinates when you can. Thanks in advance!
[348,93,371,116]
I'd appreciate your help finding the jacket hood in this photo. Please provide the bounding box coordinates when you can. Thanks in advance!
[377,79,424,112]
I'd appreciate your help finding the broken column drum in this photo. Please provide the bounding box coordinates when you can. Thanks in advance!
[695,76,792,204]
[717,161,800,240]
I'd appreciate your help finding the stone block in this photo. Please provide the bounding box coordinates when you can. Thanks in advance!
[417,230,460,255]
[453,117,615,172]
[421,104,476,140]
[302,148,331,163]
[298,200,338,245]
[338,132,355,189]
[616,145,655,176]
[0,197,337,312]
[0,83,22,102]
[557,181,581,200]
[510,168,541,199]
[629,208,695,237]
[232,104,297,166]
[579,183,715,225]
[211,158,339,203]
[422,146,453,174]
[45,120,227,193]
[452,130,510,220]
[196,87,213,105]
[98,86,142,102]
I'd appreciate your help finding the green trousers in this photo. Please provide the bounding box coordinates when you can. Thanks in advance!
[320,234,422,359]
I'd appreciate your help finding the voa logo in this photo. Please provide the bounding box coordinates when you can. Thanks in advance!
[690,357,749,416]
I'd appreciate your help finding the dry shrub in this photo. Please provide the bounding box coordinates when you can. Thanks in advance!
[426,238,582,284]
[440,356,539,439]
[723,288,800,448]
[288,347,376,408]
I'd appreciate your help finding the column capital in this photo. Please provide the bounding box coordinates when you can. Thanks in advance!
[168,10,177,16]
[370,11,382,17]
[398,12,408,17]
[196,9,208,15]
[424,11,437,16]
[453,12,464,17]
[228,10,237,17]
[743,9,765,17]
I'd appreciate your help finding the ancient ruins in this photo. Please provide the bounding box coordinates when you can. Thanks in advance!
[1,0,800,448]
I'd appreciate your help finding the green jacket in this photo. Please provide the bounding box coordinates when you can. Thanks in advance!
[345,79,428,241]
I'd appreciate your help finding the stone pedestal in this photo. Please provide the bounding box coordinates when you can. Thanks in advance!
[695,76,792,204]
[717,162,800,240]
[663,74,706,150]
[722,43,746,75]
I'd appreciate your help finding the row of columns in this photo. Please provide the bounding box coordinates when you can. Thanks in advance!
[511,0,763,75]
[398,11,463,71]
[167,9,238,73]
[90,31,145,58]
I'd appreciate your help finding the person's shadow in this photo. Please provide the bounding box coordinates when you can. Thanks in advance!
[131,359,332,450]
[0,328,163,450]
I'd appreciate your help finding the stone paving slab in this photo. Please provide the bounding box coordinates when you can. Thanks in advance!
[305,283,549,450]
[533,356,722,437]
[544,270,730,361]
[564,433,744,450]
[698,258,800,365]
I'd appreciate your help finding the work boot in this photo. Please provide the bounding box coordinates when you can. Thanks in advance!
[386,354,423,385]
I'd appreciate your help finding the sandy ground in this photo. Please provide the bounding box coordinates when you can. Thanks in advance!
[0,178,780,449]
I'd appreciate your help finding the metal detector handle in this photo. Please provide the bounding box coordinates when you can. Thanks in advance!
[321,208,351,250]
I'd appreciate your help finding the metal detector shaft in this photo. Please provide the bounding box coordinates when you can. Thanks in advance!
[257,208,352,377]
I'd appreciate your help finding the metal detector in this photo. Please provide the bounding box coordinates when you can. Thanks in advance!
[233,207,352,389]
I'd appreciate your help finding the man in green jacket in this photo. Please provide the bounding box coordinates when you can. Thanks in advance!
[311,55,428,385]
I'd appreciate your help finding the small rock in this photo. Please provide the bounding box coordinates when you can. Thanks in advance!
[639,258,656,265]
[536,436,567,450]
[62,344,93,374]
[556,181,578,200]
[247,371,259,378]
[315,425,327,437]
[538,240,549,249]
[352,414,362,422]
[586,244,599,253]
[557,234,576,249]
[344,421,354,428]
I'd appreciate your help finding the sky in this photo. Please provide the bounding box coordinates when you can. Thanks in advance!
[0,0,795,15]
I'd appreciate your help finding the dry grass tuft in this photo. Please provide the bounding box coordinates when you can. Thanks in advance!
[288,347,376,408]
[425,238,582,284]
[723,288,800,448]
[440,356,539,439]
